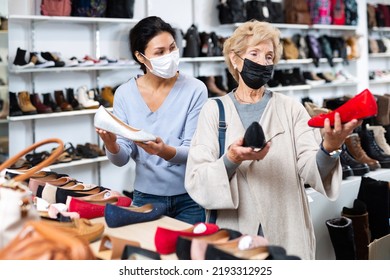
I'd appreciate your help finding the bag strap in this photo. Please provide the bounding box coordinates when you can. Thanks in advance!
[0,138,64,183]
[209,98,226,223]
[215,98,227,157]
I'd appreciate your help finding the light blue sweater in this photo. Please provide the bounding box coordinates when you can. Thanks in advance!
[105,73,208,196]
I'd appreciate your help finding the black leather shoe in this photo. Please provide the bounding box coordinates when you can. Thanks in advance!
[243,122,266,151]
[358,127,390,168]
[340,151,370,176]
[342,164,353,179]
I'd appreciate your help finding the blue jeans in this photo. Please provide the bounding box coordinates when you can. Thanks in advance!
[132,190,205,225]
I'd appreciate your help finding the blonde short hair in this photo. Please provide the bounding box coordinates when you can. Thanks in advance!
[223,20,282,83]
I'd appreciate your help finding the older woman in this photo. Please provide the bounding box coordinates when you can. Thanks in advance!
[185,20,361,259]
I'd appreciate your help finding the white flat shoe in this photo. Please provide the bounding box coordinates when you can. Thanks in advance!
[94,105,156,142]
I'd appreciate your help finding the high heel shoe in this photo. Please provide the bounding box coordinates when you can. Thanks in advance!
[94,105,156,142]
[104,203,166,228]
[308,89,377,128]
[154,222,219,255]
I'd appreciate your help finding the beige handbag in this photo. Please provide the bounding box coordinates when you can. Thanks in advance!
[0,138,64,249]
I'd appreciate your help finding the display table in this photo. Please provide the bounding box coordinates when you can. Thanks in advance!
[90,216,191,260]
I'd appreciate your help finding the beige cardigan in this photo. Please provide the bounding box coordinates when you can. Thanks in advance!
[185,92,341,260]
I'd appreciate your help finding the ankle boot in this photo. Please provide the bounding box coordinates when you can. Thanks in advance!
[0,99,9,119]
[357,176,390,241]
[374,95,390,126]
[12,47,34,69]
[326,216,356,260]
[344,133,381,171]
[30,93,52,114]
[76,86,99,109]
[367,125,390,155]
[342,199,371,260]
[101,86,114,107]
[8,92,23,117]
[66,88,82,110]
[18,91,37,115]
[340,150,370,176]
[42,92,61,112]
[342,164,353,179]
[358,126,390,168]
[92,88,110,107]
[54,90,73,111]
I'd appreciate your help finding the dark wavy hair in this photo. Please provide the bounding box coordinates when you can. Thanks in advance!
[129,16,176,74]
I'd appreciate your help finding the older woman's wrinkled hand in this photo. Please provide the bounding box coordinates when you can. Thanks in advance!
[226,138,271,164]
[321,112,362,152]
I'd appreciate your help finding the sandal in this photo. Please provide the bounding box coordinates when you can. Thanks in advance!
[76,144,99,158]
[64,142,82,161]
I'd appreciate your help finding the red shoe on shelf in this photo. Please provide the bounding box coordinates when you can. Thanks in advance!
[67,194,132,219]
[308,88,378,128]
[154,223,219,255]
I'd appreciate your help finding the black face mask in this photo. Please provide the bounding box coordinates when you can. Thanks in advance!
[239,58,274,89]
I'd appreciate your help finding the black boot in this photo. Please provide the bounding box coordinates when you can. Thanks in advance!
[66,88,82,110]
[8,91,23,117]
[342,199,371,260]
[358,126,390,168]
[42,92,61,112]
[340,150,370,176]
[326,217,357,260]
[357,176,390,241]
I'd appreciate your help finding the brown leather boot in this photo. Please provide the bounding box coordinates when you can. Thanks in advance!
[18,91,37,115]
[30,93,53,114]
[375,95,390,126]
[55,90,73,111]
[344,133,381,171]
[101,86,114,107]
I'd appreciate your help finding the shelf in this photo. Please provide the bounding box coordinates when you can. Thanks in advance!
[8,107,112,121]
[9,15,139,25]
[369,78,390,85]
[369,53,390,58]
[48,156,108,169]
[180,57,346,65]
[9,64,138,74]
[371,27,390,32]
[180,57,225,63]
[224,22,357,31]
[0,119,8,124]
[269,81,357,92]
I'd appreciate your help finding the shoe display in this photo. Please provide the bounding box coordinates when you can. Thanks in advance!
[54,90,73,111]
[176,228,242,260]
[101,86,114,107]
[344,133,381,171]
[42,92,61,112]
[30,93,53,114]
[154,222,220,254]
[104,203,166,228]
[340,151,370,176]
[96,235,140,260]
[94,105,157,142]
[358,126,390,168]
[67,195,132,219]
[308,89,378,128]
[367,125,390,155]
[18,91,37,115]
[76,85,100,109]
[12,47,35,69]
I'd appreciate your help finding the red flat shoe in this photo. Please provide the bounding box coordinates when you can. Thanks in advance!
[154,223,219,255]
[308,88,377,128]
[67,195,132,219]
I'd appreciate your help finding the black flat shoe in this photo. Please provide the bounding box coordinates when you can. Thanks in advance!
[243,122,266,151]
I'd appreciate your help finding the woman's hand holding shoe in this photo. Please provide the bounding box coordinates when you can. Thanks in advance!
[226,138,271,164]
[136,137,176,161]
[96,128,119,154]
[321,112,362,153]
